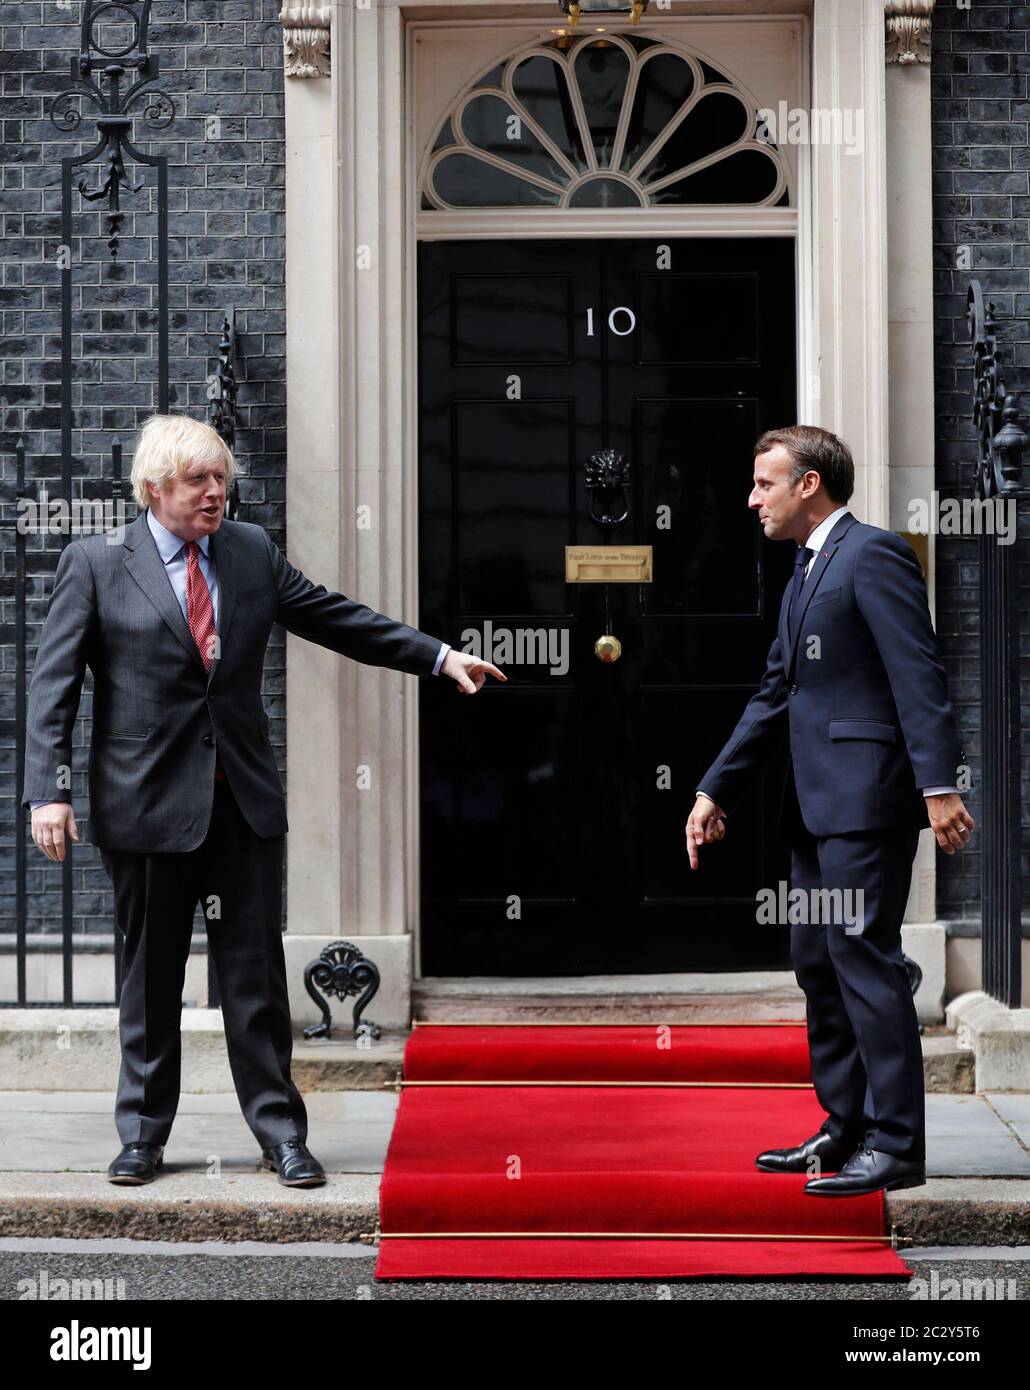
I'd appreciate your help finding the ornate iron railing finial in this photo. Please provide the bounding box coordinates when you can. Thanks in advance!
[49,1,175,260]
[968,279,1028,499]
[209,306,241,520]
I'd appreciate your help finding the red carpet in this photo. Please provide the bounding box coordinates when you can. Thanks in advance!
[375,1024,912,1281]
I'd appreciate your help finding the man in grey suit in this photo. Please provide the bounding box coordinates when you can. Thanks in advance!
[23,413,504,1187]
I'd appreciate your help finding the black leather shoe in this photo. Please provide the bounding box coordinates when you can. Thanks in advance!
[804,1144,925,1196]
[260,1139,326,1187]
[107,1142,164,1185]
[755,1130,858,1175]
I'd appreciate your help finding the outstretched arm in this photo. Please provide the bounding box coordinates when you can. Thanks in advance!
[265,532,505,690]
[266,530,443,676]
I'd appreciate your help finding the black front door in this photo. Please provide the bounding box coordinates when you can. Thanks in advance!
[418,237,796,976]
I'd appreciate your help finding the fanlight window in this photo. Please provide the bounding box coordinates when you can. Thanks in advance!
[421,34,789,211]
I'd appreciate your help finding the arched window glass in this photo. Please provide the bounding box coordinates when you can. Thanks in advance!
[421,35,789,212]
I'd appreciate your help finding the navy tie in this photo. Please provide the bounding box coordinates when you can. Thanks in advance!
[789,545,814,640]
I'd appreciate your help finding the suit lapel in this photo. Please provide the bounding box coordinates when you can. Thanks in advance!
[122,512,237,686]
[123,512,207,673]
[785,511,858,678]
[778,568,793,657]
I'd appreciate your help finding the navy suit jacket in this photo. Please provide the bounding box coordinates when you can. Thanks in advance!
[697,511,966,837]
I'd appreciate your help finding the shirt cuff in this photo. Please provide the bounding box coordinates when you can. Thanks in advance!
[922,786,959,797]
[29,800,59,810]
[432,642,450,676]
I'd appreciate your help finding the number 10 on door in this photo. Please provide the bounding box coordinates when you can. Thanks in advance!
[586,307,637,337]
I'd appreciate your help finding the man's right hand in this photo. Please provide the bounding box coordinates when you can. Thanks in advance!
[685,794,727,871]
[31,803,79,862]
[925,792,975,855]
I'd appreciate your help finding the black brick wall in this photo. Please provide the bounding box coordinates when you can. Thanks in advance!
[0,0,287,967]
[931,1,1030,928]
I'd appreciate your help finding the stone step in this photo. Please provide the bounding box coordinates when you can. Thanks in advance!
[413,972,809,1024]
[0,1008,406,1094]
[0,1008,975,1092]
[921,1031,975,1094]
[0,1172,379,1245]
[0,1172,1024,1249]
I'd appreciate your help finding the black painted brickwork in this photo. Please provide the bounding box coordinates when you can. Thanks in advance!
[0,0,287,960]
[931,1,1030,929]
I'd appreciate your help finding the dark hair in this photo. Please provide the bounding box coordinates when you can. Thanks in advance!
[753,425,854,504]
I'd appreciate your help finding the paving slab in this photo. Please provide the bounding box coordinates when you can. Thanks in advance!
[986,1093,1030,1147]
[0,1088,1026,1248]
[1,1091,1026,1175]
[0,1091,397,1174]
[925,1094,1030,1177]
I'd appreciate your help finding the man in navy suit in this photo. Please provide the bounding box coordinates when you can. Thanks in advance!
[687,425,974,1197]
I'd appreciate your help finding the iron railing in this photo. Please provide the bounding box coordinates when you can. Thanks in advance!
[966,279,1027,1008]
[4,2,240,1008]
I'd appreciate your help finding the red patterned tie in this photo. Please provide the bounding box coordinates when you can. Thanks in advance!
[185,540,224,781]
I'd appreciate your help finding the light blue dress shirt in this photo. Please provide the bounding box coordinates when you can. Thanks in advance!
[146,507,219,627]
[30,512,450,809]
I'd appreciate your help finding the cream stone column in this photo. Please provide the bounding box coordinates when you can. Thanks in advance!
[810,0,891,527]
[886,17,935,552]
[332,0,415,953]
[280,2,412,1027]
[809,0,942,1009]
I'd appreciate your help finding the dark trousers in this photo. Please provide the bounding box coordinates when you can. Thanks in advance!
[788,818,924,1162]
[99,778,308,1151]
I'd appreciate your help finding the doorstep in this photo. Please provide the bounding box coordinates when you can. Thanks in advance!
[0,1009,975,1093]
[412,965,950,1026]
[0,1009,405,1092]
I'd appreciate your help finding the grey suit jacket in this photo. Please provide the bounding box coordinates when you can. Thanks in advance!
[22,510,442,851]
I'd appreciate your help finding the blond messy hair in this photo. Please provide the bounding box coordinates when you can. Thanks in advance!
[130,413,237,510]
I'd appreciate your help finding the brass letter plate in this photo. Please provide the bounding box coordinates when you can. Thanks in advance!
[565,545,653,583]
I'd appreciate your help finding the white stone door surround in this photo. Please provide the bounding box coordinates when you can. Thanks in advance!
[278,1,940,1026]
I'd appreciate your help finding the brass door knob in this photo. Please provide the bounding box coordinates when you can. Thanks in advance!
[594,633,622,662]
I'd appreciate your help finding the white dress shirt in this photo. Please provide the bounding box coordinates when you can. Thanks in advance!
[697,507,958,808]
[799,505,849,578]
